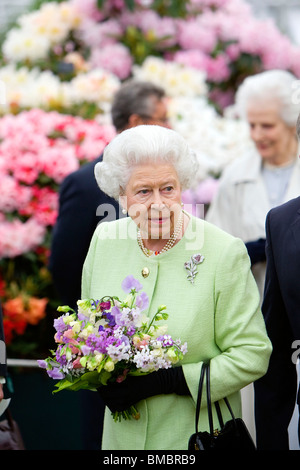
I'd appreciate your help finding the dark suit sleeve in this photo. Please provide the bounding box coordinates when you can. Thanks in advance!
[49,171,100,309]
[254,211,298,450]
[0,302,7,377]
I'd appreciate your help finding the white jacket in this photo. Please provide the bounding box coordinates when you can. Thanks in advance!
[206,148,300,297]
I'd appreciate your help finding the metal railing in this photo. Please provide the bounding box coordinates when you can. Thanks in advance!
[7,358,39,368]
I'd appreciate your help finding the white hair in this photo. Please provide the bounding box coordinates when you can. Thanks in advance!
[234,70,299,126]
[94,125,200,200]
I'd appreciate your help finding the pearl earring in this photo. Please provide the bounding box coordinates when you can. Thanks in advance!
[122,208,127,215]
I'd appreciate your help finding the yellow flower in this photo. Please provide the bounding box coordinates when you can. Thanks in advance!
[70,320,81,334]
[166,348,178,363]
[94,352,104,365]
[104,359,115,372]
[79,324,93,339]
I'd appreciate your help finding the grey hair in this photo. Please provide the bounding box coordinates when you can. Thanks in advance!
[234,70,299,127]
[111,79,166,132]
[94,125,200,200]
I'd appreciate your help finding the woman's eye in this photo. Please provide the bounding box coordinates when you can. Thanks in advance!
[164,186,173,192]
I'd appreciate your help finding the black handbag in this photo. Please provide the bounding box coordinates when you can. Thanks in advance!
[188,362,256,451]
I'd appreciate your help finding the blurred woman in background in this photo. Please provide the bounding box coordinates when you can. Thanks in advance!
[206,69,300,299]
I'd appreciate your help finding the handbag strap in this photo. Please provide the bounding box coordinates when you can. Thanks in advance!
[195,361,237,435]
[205,361,214,435]
[194,362,207,433]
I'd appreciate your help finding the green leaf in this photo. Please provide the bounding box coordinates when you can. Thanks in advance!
[96,0,105,10]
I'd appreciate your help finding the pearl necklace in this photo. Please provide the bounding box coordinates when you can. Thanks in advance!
[137,211,184,257]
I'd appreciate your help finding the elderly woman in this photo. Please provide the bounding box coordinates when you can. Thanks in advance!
[206,70,300,299]
[82,125,272,450]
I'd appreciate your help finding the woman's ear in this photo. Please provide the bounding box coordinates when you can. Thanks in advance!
[128,114,145,128]
[119,193,127,214]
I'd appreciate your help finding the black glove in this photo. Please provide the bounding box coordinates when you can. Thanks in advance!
[97,366,190,413]
[245,238,266,265]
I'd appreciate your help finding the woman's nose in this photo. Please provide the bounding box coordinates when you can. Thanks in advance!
[251,125,263,142]
[151,191,165,208]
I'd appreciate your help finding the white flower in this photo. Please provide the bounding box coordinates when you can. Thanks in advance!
[2,29,51,62]
[64,68,120,106]
[133,56,207,98]
[169,95,253,177]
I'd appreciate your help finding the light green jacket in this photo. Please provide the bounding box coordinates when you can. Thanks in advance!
[81,214,272,450]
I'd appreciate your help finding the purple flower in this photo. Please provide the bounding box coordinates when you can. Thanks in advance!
[81,345,91,356]
[77,313,88,322]
[37,360,47,369]
[55,346,67,366]
[47,368,65,380]
[54,316,68,333]
[157,335,174,347]
[103,310,116,326]
[126,326,136,336]
[136,291,149,311]
[86,334,103,352]
[121,275,143,293]
[111,305,121,324]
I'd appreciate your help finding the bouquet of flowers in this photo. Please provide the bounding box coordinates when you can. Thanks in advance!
[38,275,187,421]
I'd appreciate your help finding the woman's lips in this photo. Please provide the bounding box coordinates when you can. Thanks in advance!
[256,143,270,150]
[149,218,168,225]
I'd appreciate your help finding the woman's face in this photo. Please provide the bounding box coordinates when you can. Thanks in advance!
[247,102,296,165]
[121,162,182,239]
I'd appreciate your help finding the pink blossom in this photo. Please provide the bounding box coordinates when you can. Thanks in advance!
[0,109,114,260]
[0,219,45,258]
[72,357,83,369]
[120,10,177,48]
[90,43,133,79]
[177,18,218,54]
[19,186,58,227]
[69,0,104,21]
[173,49,209,71]
[39,144,79,183]
[182,177,220,207]
[174,49,230,82]
[78,18,123,48]
[205,54,231,82]
[0,175,32,212]
[226,44,240,61]
[209,88,235,109]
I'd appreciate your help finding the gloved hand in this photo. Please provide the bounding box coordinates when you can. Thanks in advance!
[97,366,190,413]
[245,238,266,265]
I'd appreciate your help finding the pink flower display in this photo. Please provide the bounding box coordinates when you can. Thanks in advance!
[2,0,300,111]
[0,109,114,259]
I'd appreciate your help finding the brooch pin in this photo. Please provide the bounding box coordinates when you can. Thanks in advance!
[184,254,205,284]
